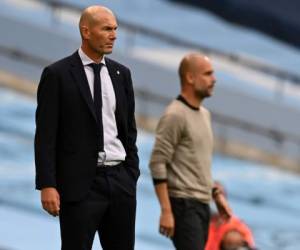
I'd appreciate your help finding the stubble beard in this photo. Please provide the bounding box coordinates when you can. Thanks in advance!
[196,89,211,100]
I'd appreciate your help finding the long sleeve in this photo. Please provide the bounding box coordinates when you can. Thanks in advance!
[34,66,60,189]
[149,112,184,180]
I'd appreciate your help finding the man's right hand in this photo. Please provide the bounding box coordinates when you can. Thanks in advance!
[154,182,175,238]
[41,187,60,217]
[159,209,175,238]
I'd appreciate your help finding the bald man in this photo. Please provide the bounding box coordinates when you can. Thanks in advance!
[35,5,139,250]
[149,53,232,250]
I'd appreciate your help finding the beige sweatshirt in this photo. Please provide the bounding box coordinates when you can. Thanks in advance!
[149,98,214,203]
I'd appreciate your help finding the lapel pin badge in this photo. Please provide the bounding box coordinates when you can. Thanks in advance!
[117,70,120,75]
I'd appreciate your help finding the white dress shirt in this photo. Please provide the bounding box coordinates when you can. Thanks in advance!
[78,48,126,163]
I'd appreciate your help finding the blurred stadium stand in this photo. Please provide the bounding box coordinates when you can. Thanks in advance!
[1,0,300,249]
[169,0,300,49]
[1,0,300,171]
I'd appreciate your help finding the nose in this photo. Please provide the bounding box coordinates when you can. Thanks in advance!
[212,74,216,84]
[110,30,117,40]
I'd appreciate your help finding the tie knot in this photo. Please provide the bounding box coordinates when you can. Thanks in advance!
[88,63,103,74]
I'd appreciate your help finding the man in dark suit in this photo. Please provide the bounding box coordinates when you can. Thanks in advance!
[34,5,139,250]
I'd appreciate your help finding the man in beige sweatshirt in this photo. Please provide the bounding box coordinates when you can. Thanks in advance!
[149,53,232,250]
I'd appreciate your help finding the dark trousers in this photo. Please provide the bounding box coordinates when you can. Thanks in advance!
[170,197,210,250]
[59,163,137,250]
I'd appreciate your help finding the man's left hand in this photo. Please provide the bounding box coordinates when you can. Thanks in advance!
[214,193,232,221]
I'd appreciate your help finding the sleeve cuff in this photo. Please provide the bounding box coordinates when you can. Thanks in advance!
[149,162,167,179]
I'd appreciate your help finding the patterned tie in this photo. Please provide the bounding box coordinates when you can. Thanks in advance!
[88,63,104,152]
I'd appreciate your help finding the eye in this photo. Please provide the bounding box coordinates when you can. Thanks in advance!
[103,25,118,32]
[204,71,213,76]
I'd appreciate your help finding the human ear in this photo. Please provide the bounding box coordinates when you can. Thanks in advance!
[81,26,90,40]
[186,72,194,85]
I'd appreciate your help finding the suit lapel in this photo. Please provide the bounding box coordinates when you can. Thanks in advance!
[69,51,97,122]
[105,58,122,119]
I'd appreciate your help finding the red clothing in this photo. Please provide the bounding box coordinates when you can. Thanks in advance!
[205,215,255,250]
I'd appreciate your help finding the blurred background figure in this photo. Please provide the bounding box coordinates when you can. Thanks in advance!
[206,182,255,250]
[220,230,253,250]
[149,53,231,250]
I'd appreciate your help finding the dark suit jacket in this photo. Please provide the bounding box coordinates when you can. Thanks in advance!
[34,51,139,202]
